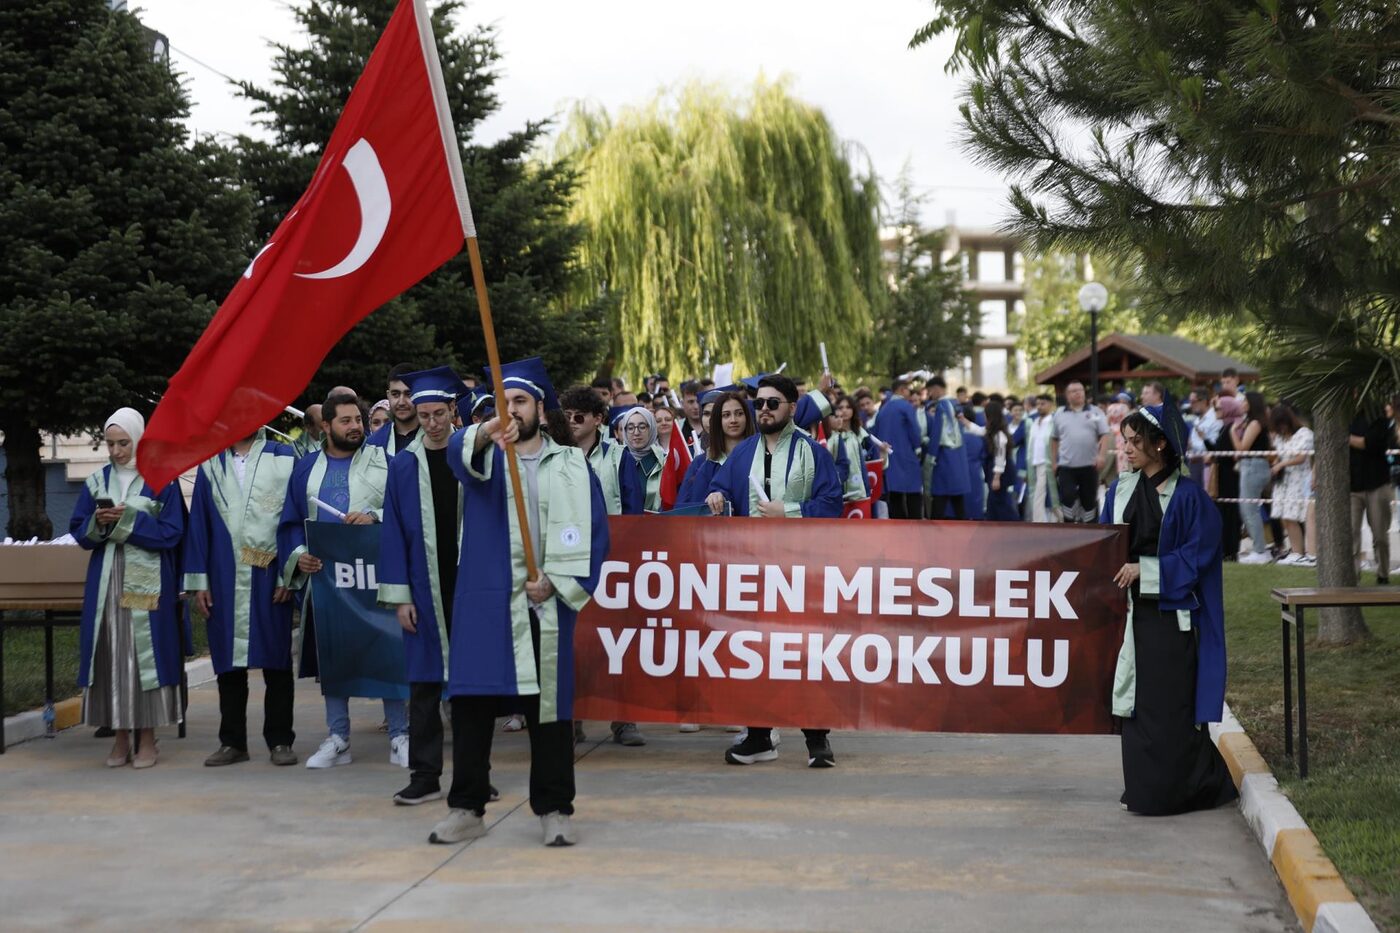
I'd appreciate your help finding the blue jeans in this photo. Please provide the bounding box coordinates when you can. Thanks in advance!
[1238,457,1270,555]
[324,695,406,740]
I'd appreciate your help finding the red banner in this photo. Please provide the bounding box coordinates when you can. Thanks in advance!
[574,516,1127,734]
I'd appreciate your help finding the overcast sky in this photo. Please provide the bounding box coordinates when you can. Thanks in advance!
[133,0,1014,229]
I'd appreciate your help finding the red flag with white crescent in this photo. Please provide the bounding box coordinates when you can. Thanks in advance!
[659,422,694,511]
[139,0,471,489]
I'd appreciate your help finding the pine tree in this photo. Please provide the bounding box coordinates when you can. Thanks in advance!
[554,80,886,385]
[0,0,255,538]
[915,1,1400,643]
[235,0,607,402]
[877,167,979,380]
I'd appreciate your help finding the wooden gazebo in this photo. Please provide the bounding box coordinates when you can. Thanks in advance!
[1033,333,1259,392]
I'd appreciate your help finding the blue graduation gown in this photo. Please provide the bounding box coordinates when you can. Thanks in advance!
[675,453,724,509]
[961,417,987,520]
[71,469,188,690]
[366,422,421,460]
[183,442,297,674]
[445,430,610,721]
[377,445,457,684]
[707,430,843,518]
[1101,475,1226,724]
[1010,419,1027,501]
[926,399,970,497]
[876,397,923,495]
[275,447,389,678]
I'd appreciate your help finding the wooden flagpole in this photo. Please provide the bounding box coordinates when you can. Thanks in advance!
[465,236,539,582]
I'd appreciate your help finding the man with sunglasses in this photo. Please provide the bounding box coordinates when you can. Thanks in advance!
[558,385,644,516]
[705,374,843,768]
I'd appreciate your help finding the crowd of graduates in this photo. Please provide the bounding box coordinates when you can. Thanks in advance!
[58,353,1397,845]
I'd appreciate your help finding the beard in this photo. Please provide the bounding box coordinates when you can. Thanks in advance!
[327,426,363,452]
[757,414,790,435]
[514,411,541,443]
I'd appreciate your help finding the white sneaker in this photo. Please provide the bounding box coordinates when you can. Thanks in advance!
[1239,551,1273,565]
[389,734,409,768]
[1278,553,1304,566]
[541,812,577,847]
[1360,559,1376,572]
[306,735,351,769]
[502,714,526,733]
[1299,554,1317,567]
[678,723,701,733]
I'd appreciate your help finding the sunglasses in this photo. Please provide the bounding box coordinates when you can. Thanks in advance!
[564,411,590,425]
[754,397,786,411]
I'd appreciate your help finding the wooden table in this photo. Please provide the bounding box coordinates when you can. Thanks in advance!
[1270,587,1400,779]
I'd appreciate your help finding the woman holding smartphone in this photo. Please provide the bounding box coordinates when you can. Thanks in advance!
[69,408,186,769]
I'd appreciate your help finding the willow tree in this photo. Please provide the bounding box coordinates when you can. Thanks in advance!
[556,80,885,383]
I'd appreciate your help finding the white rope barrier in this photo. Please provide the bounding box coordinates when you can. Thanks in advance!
[1187,449,1400,458]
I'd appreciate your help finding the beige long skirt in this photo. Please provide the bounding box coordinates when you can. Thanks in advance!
[81,549,180,730]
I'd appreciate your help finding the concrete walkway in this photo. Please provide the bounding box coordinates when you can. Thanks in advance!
[0,682,1296,932]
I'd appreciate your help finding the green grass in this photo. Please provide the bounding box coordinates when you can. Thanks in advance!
[3,615,208,718]
[1222,563,1400,931]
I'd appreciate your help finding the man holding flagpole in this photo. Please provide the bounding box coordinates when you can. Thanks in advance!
[429,358,609,848]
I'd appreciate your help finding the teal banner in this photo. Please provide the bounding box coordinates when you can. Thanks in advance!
[305,521,409,700]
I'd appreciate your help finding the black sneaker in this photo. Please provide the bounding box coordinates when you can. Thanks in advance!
[725,734,778,765]
[806,736,836,769]
[393,782,443,806]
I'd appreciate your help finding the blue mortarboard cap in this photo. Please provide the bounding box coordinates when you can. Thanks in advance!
[402,366,465,406]
[739,373,772,393]
[700,384,742,407]
[490,357,559,411]
[609,403,641,427]
[1140,392,1189,466]
[469,387,494,416]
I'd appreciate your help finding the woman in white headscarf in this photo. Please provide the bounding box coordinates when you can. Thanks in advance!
[621,407,667,512]
[69,408,187,769]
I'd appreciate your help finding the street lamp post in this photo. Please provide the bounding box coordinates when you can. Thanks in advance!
[1077,282,1108,396]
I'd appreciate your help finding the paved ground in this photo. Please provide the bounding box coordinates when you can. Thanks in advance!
[0,681,1296,932]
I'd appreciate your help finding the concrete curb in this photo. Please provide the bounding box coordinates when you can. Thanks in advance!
[1211,704,1380,933]
[3,655,216,748]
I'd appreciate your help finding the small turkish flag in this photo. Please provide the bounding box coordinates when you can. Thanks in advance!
[140,0,472,489]
[864,459,885,502]
[842,499,873,519]
[659,423,694,511]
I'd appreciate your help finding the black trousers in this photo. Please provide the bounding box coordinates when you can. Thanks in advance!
[746,727,828,745]
[887,491,923,520]
[446,610,574,816]
[217,668,295,750]
[1056,465,1099,518]
[927,494,966,520]
[409,681,445,786]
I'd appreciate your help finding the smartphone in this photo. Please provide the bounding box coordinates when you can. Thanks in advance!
[94,498,116,509]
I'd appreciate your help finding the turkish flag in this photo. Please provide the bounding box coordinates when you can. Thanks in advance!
[139,0,472,489]
[841,499,873,519]
[865,459,885,501]
[659,423,694,511]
